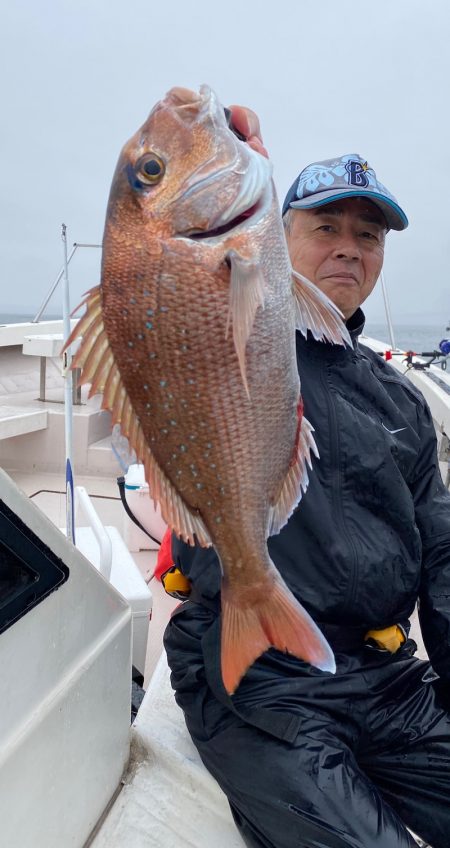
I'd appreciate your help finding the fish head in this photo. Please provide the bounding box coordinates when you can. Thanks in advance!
[104,84,274,248]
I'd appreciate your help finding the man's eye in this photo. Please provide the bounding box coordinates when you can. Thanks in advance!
[361,231,378,240]
[318,224,334,232]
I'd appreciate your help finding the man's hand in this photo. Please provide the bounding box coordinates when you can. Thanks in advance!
[228,105,269,158]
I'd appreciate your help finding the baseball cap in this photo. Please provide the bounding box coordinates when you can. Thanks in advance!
[282,153,408,231]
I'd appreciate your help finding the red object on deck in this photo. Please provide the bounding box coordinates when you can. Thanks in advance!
[155,527,173,580]
[385,350,392,361]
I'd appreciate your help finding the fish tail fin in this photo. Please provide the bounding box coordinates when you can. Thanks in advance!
[220,569,335,695]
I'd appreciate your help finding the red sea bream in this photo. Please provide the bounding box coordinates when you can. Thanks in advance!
[66,85,350,694]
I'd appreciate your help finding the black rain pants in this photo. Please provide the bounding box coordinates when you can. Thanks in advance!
[164,603,450,848]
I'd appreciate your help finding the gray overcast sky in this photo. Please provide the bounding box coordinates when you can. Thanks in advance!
[1,0,449,325]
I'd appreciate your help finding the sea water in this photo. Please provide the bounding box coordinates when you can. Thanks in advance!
[363,323,449,355]
[1,313,449,358]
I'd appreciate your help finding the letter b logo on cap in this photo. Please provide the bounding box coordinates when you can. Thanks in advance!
[345,160,369,188]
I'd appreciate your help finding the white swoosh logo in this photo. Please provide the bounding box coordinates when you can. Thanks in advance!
[382,423,407,435]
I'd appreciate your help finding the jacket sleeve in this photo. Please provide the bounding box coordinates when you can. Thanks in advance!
[412,402,450,680]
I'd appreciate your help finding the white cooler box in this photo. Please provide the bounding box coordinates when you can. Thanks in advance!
[62,486,153,676]
[122,463,167,552]
[75,526,152,676]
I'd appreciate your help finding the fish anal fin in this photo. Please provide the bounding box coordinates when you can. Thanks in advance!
[226,249,266,397]
[268,411,318,536]
[292,269,352,347]
[221,569,335,695]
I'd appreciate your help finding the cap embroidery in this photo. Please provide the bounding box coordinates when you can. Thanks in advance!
[345,159,369,187]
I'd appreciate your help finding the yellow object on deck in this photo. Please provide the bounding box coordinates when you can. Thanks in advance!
[161,567,191,599]
[364,625,406,653]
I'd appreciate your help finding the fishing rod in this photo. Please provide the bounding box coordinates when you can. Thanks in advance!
[61,224,75,545]
[387,339,450,371]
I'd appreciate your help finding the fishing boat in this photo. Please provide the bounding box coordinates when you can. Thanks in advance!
[0,264,445,846]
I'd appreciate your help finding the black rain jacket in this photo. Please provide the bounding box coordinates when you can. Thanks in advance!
[169,309,450,682]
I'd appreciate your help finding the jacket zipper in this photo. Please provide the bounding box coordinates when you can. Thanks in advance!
[321,365,359,612]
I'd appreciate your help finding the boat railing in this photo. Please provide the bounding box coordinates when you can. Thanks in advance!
[32,242,101,323]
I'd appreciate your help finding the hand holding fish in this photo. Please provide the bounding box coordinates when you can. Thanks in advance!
[227,105,269,158]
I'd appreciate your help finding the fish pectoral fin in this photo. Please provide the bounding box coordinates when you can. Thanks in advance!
[221,568,335,695]
[226,249,266,398]
[292,268,352,347]
[268,414,318,536]
[64,286,212,548]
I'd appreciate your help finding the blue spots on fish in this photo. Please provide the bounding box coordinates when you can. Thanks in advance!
[160,306,168,313]
[147,309,154,316]
[160,380,167,387]
[180,444,187,453]
[128,341,134,348]
[149,352,157,360]
[146,322,153,330]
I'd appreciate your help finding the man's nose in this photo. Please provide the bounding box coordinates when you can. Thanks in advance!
[332,234,362,261]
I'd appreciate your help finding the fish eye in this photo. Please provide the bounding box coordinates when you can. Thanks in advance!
[135,153,165,185]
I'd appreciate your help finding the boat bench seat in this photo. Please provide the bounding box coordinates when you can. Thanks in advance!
[22,333,80,403]
[0,405,48,439]
[91,650,242,848]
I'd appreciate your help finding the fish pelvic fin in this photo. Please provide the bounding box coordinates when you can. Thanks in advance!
[221,568,335,695]
[63,286,212,548]
[292,268,352,347]
[225,250,266,398]
[268,406,318,537]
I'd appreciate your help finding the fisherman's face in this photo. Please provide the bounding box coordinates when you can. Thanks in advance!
[285,198,387,320]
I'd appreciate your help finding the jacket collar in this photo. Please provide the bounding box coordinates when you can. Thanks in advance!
[346,307,365,344]
[296,308,366,358]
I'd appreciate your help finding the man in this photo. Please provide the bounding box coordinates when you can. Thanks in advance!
[163,116,450,847]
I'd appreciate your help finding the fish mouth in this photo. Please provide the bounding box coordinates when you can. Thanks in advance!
[186,197,264,241]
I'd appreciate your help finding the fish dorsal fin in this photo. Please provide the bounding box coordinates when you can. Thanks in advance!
[292,269,352,347]
[225,250,266,398]
[268,413,318,536]
[65,287,212,547]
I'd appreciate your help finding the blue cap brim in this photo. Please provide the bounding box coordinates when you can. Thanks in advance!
[285,187,408,231]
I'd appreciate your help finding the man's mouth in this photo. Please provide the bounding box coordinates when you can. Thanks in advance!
[325,273,359,283]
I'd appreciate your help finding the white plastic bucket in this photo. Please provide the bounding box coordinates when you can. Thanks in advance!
[123,463,167,551]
